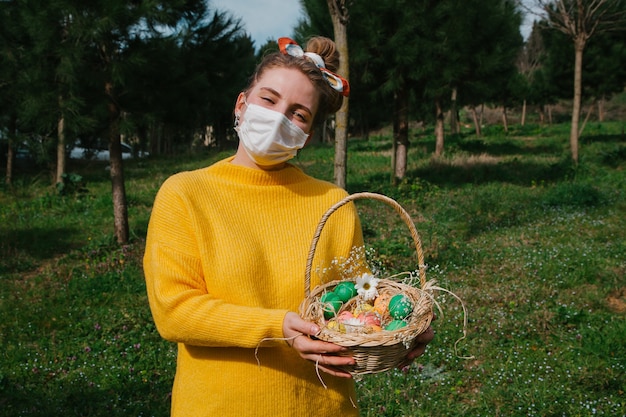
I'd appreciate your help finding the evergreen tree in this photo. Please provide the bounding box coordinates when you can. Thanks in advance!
[444,0,523,136]
[16,0,97,185]
[348,0,522,175]
[581,30,626,122]
[0,0,24,185]
[534,0,626,163]
[121,9,254,153]
[60,0,246,243]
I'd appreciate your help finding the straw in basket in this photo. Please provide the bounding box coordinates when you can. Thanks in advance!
[299,192,436,376]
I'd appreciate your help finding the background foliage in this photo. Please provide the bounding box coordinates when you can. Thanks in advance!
[1,1,625,413]
[1,120,624,416]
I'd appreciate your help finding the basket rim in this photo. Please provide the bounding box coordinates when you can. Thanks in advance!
[304,192,427,297]
[300,277,435,344]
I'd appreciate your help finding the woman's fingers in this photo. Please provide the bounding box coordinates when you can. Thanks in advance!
[406,325,434,360]
[287,325,355,378]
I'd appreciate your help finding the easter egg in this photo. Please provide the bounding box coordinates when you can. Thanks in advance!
[320,292,339,304]
[369,324,383,333]
[320,292,343,319]
[373,293,392,316]
[333,281,357,302]
[357,312,381,327]
[385,319,408,331]
[336,311,355,323]
[326,320,346,333]
[388,294,414,320]
[352,303,374,315]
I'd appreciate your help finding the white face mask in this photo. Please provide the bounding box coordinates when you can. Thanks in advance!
[235,103,309,166]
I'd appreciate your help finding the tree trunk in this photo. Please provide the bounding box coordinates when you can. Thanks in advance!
[106,81,129,244]
[479,104,485,127]
[471,106,482,137]
[391,116,397,183]
[5,144,14,186]
[570,37,585,164]
[327,0,349,190]
[449,87,460,134]
[502,106,509,132]
[56,113,66,185]
[521,99,527,126]
[5,115,17,186]
[598,97,605,122]
[579,101,594,138]
[548,105,553,125]
[435,99,445,156]
[393,87,409,183]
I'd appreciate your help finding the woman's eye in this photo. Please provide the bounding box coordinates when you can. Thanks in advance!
[261,97,275,104]
[293,110,307,122]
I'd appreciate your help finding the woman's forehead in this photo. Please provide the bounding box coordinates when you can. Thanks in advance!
[253,67,318,107]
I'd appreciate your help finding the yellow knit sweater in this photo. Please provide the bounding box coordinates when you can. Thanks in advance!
[144,157,364,417]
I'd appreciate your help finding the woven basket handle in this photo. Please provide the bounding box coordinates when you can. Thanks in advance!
[304,192,426,297]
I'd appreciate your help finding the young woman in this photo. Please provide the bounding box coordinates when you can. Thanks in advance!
[143,36,433,417]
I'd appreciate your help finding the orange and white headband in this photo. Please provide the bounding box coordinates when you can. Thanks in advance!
[278,37,350,97]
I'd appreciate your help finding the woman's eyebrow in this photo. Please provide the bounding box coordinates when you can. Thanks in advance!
[259,87,280,97]
[259,87,313,116]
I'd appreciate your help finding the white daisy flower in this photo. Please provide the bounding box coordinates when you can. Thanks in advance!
[355,273,379,301]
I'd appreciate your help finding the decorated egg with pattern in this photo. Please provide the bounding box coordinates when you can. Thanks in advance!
[373,293,392,316]
[357,312,381,327]
[388,294,414,320]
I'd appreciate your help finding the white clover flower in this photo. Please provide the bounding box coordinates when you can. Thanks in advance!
[355,273,379,301]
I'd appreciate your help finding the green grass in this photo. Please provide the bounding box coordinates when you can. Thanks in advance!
[1,122,625,416]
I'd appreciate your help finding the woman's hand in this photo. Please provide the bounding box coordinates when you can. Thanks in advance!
[283,312,355,378]
[397,320,435,370]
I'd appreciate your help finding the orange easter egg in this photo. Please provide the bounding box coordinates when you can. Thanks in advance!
[373,293,392,315]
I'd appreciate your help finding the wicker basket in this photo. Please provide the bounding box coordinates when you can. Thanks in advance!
[299,192,435,375]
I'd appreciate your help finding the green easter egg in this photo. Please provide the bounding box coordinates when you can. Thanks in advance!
[333,281,357,302]
[385,319,408,331]
[320,292,337,303]
[320,292,343,319]
[388,294,414,320]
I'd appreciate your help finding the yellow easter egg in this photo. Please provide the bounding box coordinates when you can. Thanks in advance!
[352,303,374,315]
[326,320,345,333]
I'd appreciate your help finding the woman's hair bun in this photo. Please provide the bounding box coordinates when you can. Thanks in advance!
[305,36,340,73]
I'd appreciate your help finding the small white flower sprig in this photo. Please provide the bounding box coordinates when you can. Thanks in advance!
[314,245,385,284]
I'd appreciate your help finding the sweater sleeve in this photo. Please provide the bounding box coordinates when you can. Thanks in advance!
[143,179,289,348]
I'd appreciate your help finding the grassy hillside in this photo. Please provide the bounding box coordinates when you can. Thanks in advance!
[1,122,624,416]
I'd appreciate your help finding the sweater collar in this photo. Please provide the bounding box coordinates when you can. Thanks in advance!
[213,156,308,186]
